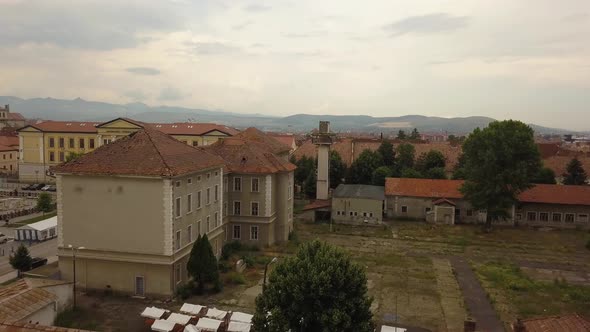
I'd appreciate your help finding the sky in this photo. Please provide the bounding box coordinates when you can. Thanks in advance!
[0,0,589,130]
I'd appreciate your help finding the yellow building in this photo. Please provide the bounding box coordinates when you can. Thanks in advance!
[17,118,238,182]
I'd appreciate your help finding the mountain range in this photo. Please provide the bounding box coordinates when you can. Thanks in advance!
[0,96,578,135]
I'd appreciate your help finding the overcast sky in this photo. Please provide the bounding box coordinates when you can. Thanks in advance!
[1,0,589,130]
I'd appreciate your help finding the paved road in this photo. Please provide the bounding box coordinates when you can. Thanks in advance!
[450,256,505,332]
[0,238,58,276]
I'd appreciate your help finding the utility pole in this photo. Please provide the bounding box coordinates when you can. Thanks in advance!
[68,245,85,309]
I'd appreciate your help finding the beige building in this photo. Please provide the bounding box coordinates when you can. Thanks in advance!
[207,128,296,246]
[0,144,18,175]
[331,184,385,224]
[0,104,26,130]
[53,128,226,297]
[17,117,238,183]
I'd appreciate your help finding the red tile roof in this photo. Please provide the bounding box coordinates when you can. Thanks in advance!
[268,134,296,150]
[385,178,590,206]
[302,199,331,211]
[7,113,24,121]
[0,136,19,148]
[52,128,225,177]
[207,137,296,174]
[519,314,590,332]
[537,143,560,159]
[0,144,17,152]
[150,122,239,136]
[20,121,101,133]
[234,128,291,155]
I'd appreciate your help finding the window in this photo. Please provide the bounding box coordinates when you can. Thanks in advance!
[207,216,211,232]
[197,220,201,236]
[49,152,55,162]
[215,171,218,177]
[59,137,64,148]
[175,181,181,187]
[197,191,202,209]
[135,276,145,296]
[401,206,408,213]
[466,210,473,217]
[69,138,75,148]
[175,197,181,218]
[181,140,187,145]
[192,141,199,147]
[224,177,228,191]
[79,138,85,149]
[369,212,373,217]
[188,178,192,185]
[234,201,241,215]
[251,178,259,192]
[59,152,65,162]
[188,225,193,243]
[336,211,340,216]
[234,177,242,191]
[233,225,241,239]
[425,207,431,213]
[527,212,537,221]
[214,185,219,201]
[251,202,259,216]
[214,212,219,227]
[516,213,523,221]
[175,230,181,250]
[89,138,95,149]
[251,226,259,240]
[206,188,211,205]
[552,213,562,222]
[207,173,211,179]
[349,211,353,216]
[224,202,228,216]
[49,138,55,148]
[288,184,292,199]
[2,154,5,160]
[578,214,589,223]
[49,228,56,237]
[539,212,549,222]
[8,153,11,159]
[103,138,111,145]
[197,175,201,182]
[187,194,193,213]
[565,213,575,223]
[354,211,358,216]
[175,263,181,284]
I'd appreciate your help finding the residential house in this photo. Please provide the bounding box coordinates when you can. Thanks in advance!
[385,178,590,229]
[331,184,385,224]
[52,128,226,297]
[207,128,296,246]
[0,105,26,130]
[17,117,238,182]
[267,133,297,154]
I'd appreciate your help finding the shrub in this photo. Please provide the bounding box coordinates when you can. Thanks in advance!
[218,261,231,273]
[288,231,298,243]
[221,241,243,260]
[242,254,255,268]
[176,282,194,300]
[227,272,246,285]
[213,279,223,293]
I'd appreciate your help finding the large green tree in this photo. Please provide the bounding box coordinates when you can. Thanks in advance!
[253,240,373,332]
[303,171,317,198]
[562,157,587,185]
[36,192,53,213]
[377,141,395,167]
[372,166,392,186]
[425,167,447,179]
[346,150,383,184]
[460,120,541,230]
[330,150,346,189]
[187,234,220,293]
[451,153,467,180]
[10,244,32,276]
[396,143,415,171]
[532,167,557,184]
[401,168,423,179]
[294,156,316,186]
[415,150,446,174]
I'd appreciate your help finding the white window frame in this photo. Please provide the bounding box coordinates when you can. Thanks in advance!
[234,201,241,216]
[234,177,242,192]
[188,225,193,243]
[526,211,537,222]
[251,178,259,192]
[250,226,259,240]
[233,225,241,240]
[187,194,193,214]
[539,212,549,222]
[175,197,181,218]
[552,212,562,222]
[251,201,259,216]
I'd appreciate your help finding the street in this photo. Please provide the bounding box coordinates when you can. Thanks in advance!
[0,236,58,278]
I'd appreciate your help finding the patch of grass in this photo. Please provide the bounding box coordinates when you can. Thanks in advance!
[226,272,246,285]
[54,307,101,330]
[5,211,57,228]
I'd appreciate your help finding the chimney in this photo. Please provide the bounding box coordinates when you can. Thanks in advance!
[464,319,476,332]
[313,121,333,200]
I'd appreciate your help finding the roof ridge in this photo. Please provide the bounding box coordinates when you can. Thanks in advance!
[142,129,174,177]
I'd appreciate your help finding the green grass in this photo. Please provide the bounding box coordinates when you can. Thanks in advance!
[5,211,57,228]
[475,262,590,318]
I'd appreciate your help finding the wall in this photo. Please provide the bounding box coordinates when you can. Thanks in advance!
[332,197,383,224]
[0,149,18,174]
[274,171,293,242]
[41,283,73,312]
[20,303,56,325]
[516,202,590,229]
[386,196,483,223]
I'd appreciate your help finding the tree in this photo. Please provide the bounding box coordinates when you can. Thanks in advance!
[253,240,373,332]
[415,150,446,174]
[532,167,557,184]
[396,143,415,170]
[409,128,420,140]
[187,234,220,293]
[330,150,346,189]
[10,244,32,276]
[346,150,383,184]
[401,168,423,178]
[372,166,392,186]
[377,141,395,167]
[294,156,316,186]
[65,152,84,162]
[563,157,587,185]
[452,153,467,180]
[460,120,541,230]
[397,130,407,140]
[36,192,53,213]
[303,171,317,198]
[425,167,447,179]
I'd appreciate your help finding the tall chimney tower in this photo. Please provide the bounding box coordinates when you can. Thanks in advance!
[312,121,333,200]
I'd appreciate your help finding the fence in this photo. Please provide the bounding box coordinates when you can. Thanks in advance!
[0,204,57,221]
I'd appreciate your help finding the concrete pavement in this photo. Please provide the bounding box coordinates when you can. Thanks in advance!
[0,238,58,276]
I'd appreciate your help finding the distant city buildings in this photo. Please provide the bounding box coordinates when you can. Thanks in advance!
[0,104,26,130]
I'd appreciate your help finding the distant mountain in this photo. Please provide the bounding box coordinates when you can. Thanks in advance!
[0,96,578,134]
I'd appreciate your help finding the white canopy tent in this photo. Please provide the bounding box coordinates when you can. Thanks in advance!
[166,313,192,325]
[141,306,168,319]
[15,216,57,241]
[381,326,407,332]
[205,308,227,320]
[180,303,204,315]
[230,312,253,324]
[194,317,223,331]
[227,321,251,332]
[151,319,176,332]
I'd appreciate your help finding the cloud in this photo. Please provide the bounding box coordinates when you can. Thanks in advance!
[244,4,271,12]
[124,90,149,101]
[186,41,241,55]
[158,87,187,101]
[126,67,161,76]
[384,13,469,37]
[232,21,253,30]
[562,12,588,23]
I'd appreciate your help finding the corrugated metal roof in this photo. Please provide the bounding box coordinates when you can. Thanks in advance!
[333,184,385,200]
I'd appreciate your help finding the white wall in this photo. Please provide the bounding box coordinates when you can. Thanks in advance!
[20,303,56,325]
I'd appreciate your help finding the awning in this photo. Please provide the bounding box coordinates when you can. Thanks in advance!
[228,321,252,332]
[141,306,168,319]
[230,312,253,324]
[195,318,223,331]
[167,313,192,325]
[205,308,227,320]
[381,326,407,332]
[180,303,204,315]
[151,319,176,332]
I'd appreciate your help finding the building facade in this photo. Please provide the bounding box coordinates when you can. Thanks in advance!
[53,128,226,297]
[0,104,26,130]
[17,118,238,183]
[331,184,385,224]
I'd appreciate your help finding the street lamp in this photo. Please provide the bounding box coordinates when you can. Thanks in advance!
[263,257,278,292]
[68,244,85,309]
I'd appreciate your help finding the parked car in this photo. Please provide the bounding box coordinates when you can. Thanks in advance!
[0,233,7,244]
[30,257,48,270]
[41,185,51,191]
[31,183,46,190]
[22,184,34,190]
[47,185,57,192]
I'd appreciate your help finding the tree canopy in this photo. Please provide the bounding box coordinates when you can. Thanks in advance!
[253,240,373,332]
[562,157,587,185]
[415,150,446,174]
[401,168,423,179]
[396,130,407,140]
[10,244,32,276]
[346,150,383,185]
[377,141,395,167]
[396,143,415,171]
[460,120,541,230]
[409,128,420,140]
[187,234,220,293]
[36,193,53,213]
[330,150,346,189]
[372,166,393,186]
[532,167,557,184]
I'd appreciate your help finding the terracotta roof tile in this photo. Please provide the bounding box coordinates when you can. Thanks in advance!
[234,128,291,155]
[302,199,331,211]
[20,121,100,133]
[7,113,24,121]
[0,280,57,323]
[518,184,590,206]
[149,122,239,136]
[207,137,296,174]
[537,143,560,159]
[0,136,19,148]
[52,128,225,177]
[0,144,17,152]
[267,134,296,150]
[520,314,590,332]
